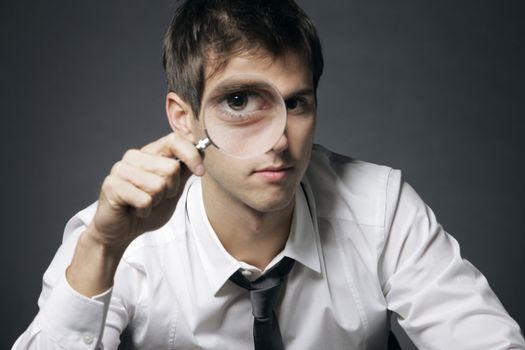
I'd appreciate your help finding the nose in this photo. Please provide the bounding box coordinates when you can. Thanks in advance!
[270,131,289,154]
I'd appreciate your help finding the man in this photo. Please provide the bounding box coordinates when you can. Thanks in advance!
[13,0,525,349]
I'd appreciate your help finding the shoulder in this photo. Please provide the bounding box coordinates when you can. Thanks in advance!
[304,144,403,228]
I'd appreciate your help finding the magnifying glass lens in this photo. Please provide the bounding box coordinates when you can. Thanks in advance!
[199,76,286,158]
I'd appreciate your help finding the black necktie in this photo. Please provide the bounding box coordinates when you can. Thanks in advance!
[229,257,295,350]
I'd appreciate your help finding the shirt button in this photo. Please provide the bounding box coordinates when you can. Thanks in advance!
[83,335,94,344]
[241,270,253,277]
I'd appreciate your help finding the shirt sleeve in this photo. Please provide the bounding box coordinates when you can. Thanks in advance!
[12,211,127,350]
[379,171,525,349]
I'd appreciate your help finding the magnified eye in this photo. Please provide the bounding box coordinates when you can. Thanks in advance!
[226,92,248,111]
[222,91,266,115]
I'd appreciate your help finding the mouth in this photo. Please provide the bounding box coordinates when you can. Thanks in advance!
[252,164,293,182]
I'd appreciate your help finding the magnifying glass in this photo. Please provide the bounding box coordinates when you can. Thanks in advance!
[195,74,287,159]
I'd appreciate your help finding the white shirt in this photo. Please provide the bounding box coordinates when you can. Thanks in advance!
[14,145,525,349]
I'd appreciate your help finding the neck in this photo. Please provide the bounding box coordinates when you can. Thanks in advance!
[202,184,295,270]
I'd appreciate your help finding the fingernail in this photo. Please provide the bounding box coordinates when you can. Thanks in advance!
[196,164,205,176]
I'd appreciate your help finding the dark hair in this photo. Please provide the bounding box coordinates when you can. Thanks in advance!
[162,0,324,117]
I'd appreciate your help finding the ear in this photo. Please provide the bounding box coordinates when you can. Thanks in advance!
[165,91,196,140]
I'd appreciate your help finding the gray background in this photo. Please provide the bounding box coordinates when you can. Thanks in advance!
[1,0,524,348]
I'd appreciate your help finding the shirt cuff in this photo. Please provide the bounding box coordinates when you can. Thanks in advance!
[35,272,113,347]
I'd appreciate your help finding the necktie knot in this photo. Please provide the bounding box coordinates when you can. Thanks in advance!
[229,257,295,350]
[229,257,295,290]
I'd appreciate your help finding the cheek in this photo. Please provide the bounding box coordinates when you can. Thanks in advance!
[288,115,316,150]
[189,117,208,144]
[201,150,261,205]
[202,149,247,183]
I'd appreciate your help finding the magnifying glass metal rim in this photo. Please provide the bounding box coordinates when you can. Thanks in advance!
[194,74,286,159]
[196,137,212,152]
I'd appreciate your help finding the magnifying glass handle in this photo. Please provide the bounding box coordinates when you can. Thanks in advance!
[196,138,211,153]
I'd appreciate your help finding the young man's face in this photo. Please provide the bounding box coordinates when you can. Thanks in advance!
[190,51,316,214]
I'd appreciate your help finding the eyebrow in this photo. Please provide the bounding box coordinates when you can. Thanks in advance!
[214,81,272,94]
[282,87,315,101]
[208,78,315,102]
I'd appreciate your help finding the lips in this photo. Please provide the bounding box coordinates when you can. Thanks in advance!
[253,164,293,181]
[256,164,289,172]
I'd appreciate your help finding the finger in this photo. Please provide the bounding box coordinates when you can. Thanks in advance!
[111,161,169,207]
[165,163,183,199]
[120,151,183,199]
[141,133,205,176]
[122,149,180,179]
[101,175,153,218]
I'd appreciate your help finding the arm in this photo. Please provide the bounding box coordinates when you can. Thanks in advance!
[379,173,525,349]
[68,132,204,297]
[13,132,204,349]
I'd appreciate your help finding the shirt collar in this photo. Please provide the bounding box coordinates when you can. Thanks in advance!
[186,179,321,296]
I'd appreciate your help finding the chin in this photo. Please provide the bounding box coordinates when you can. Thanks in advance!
[247,186,297,213]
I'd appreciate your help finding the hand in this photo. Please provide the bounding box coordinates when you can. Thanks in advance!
[88,132,204,251]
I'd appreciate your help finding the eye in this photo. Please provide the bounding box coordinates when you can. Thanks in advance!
[226,92,249,111]
[285,98,298,110]
[285,97,306,114]
[220,91,267,116]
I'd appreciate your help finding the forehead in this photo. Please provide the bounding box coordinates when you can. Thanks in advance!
[204,50,313,96]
